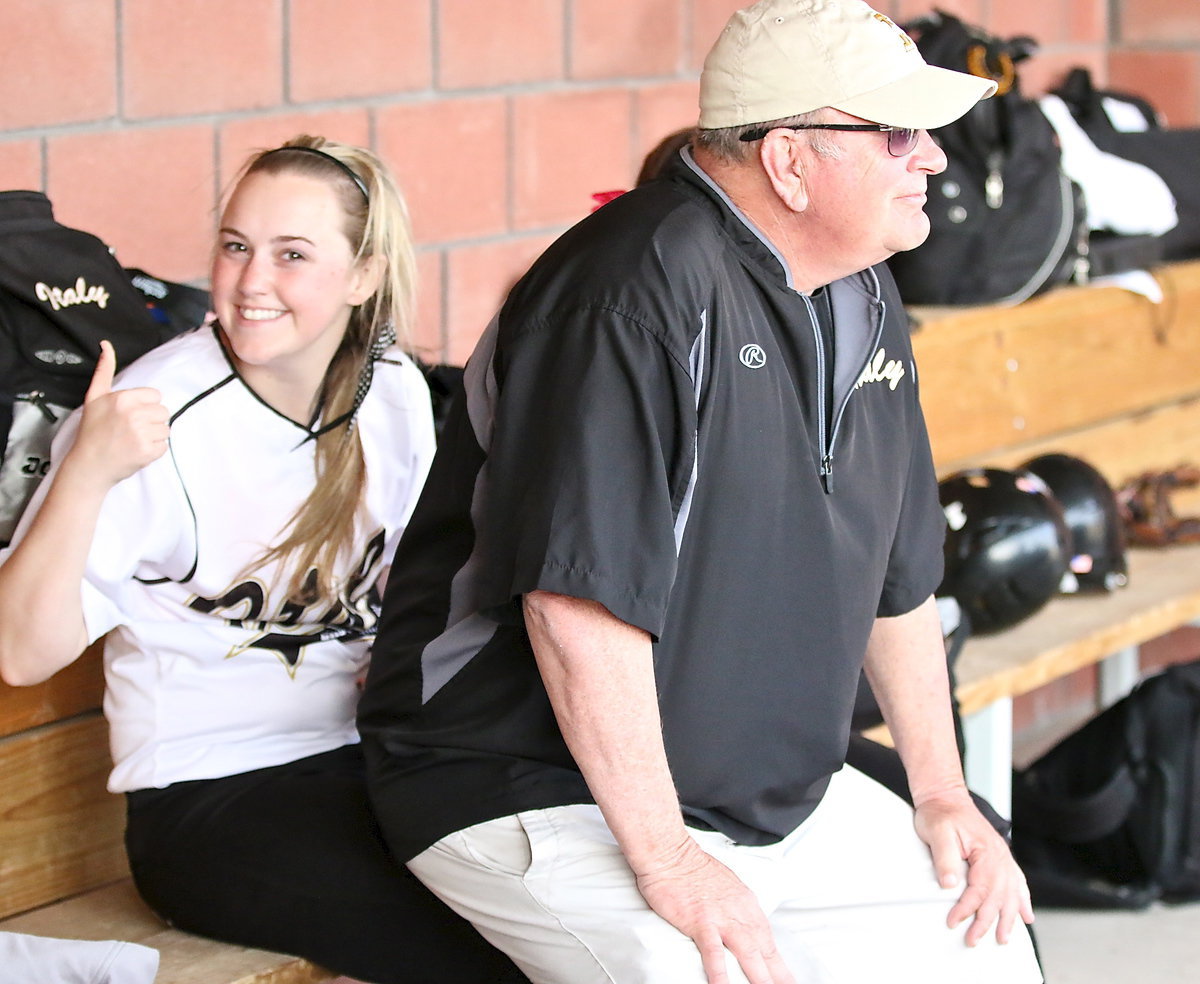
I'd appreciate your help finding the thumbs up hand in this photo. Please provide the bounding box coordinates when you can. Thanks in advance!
[70,341,171,487]
[83,338,119,404]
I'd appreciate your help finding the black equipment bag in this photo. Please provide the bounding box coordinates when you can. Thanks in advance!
[889,11,1088,306]
[1052,67,1162,135]
[1010,660,1200,909]
[1086,231,1166,280]
[0,190,206,545]
[1053,67,1200,263]
[126,266,213,338]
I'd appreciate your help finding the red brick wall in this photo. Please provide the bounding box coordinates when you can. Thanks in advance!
[1,0,1197,363]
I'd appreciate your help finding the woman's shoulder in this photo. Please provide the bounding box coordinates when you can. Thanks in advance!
[358,348,437,465]
[112,327,232,409]
[367,347,436,412]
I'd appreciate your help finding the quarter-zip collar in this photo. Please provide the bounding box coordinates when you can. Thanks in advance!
[675,148,891,493]
[805,269,889,492]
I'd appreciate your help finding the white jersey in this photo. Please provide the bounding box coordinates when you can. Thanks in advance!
[4,327,436,792]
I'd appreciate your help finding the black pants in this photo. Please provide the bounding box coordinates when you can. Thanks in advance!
[124,745,527,984]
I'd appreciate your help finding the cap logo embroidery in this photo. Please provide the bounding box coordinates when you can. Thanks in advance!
[871,12,915,51]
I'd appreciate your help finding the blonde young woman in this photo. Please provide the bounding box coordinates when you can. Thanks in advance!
[0,137,525,984]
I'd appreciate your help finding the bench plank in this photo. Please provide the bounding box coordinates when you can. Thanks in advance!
[0,641,105,740]
[954,543,1200,717]
[913,260,1200,466]
[935,393,1200,514]
[0,713,127,919]
[0,880,331,984]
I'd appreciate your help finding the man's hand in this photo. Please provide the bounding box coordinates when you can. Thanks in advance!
[634,837,796,984]
[69,340,169,487]
[914,791,1034,947]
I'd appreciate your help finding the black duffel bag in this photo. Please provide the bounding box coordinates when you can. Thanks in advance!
[888,11,1088,306]
[1011,660,1200,909]
[0,191,206,545]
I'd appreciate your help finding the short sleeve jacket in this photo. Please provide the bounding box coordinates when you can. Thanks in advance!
[359,150,946,855]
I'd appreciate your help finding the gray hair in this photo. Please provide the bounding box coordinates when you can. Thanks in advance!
[695,109,844,163]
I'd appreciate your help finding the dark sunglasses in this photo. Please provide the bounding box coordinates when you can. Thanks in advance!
[738,123,920,158]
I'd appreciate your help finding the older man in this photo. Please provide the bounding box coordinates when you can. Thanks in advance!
[359,1,1043,982]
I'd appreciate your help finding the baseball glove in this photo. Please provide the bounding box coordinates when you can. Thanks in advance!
[1115,465,1200,546]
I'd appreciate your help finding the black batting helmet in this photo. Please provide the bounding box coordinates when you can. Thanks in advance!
[938,467,1072,634]
[1021,452,1128,592]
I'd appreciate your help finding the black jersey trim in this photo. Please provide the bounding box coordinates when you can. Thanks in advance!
[133,371,240,587]
[211,324,323,438]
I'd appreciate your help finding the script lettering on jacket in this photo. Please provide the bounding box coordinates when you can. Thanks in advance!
[854,347,906,391]
[34,277,110,312]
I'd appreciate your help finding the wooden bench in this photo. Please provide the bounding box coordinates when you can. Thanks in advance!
[906,259,1200,815]
[0,641,332,983]
[5,260,1200,967]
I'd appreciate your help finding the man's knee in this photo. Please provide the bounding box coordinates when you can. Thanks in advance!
[408,809,723,984]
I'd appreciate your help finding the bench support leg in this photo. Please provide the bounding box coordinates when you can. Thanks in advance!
[1098,645,1140,708]
[963,697,1013,819]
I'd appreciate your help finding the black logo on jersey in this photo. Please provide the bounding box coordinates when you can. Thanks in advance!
[187,529,388,675]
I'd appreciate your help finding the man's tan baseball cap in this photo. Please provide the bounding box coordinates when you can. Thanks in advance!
[699,0,996,131]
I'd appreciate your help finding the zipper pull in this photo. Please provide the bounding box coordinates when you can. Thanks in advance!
[820,454,834,494]
[27,391,60,423]
[985,155,1004,209]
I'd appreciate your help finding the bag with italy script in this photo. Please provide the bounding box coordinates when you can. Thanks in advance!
[888,11,1088,306]
[0,190,207,546]
[1010,659,1200,909]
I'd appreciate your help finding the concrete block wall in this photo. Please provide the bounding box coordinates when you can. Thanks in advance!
[2,1,1198,364]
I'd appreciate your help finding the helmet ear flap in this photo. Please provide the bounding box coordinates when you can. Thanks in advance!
[937,467,1072,634]
[1020,453,1129,592]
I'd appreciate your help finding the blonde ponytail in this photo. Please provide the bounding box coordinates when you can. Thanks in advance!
[231,135,418,606]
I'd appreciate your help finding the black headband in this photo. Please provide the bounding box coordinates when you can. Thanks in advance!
[260,145,370,201]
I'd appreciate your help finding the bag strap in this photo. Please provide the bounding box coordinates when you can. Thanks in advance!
[1014,762,1140,843]
[1182,723,1200,877]
[1170,661,1200,696]
[1171,666,1200,885]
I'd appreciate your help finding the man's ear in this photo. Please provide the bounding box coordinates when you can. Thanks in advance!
[349,253,386,306]
[760,133,810,213]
